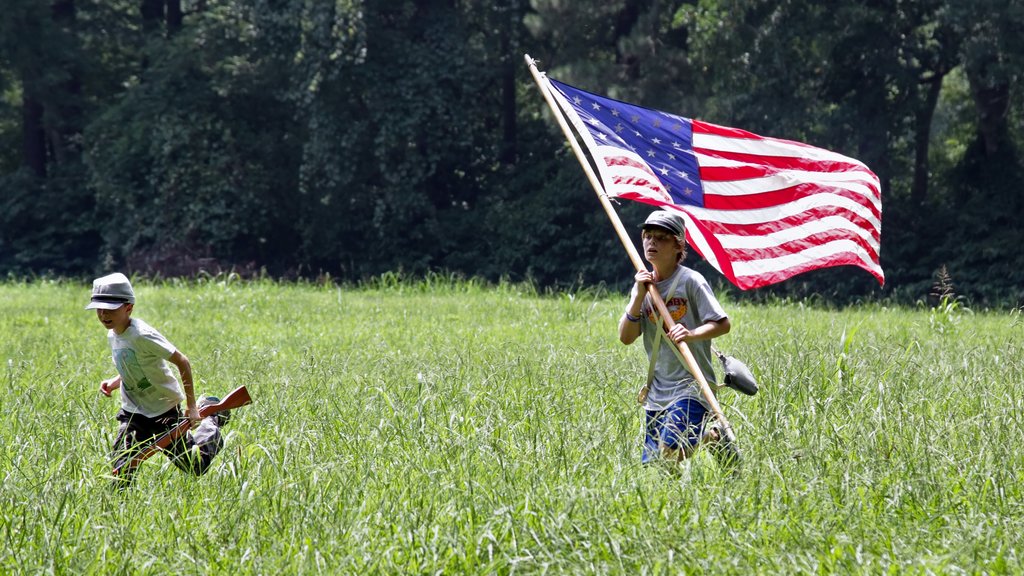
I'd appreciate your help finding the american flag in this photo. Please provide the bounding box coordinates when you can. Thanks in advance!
[546,77,884,290]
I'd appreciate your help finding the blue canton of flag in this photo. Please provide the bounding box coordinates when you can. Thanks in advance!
[554,80,706,208]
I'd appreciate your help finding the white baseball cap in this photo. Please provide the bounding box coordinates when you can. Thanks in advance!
[85,273,135,310]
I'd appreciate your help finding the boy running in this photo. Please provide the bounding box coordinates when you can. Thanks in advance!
[87,273,228,488]
[618,210,739,470]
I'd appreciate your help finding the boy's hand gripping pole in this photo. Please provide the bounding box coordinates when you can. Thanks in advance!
[525,54,736,444]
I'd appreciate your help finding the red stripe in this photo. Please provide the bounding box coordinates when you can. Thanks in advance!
[610,175,663,192]
[727,252,884,290]
[681,214,738,281]
[692,119,826,152]
[698,153,878,189]
[605,154,658,176]
[696,205,880,244]
[691,119,764,140]
[613,192,737,281]
[701,181,881,220]
[716,228,880,263]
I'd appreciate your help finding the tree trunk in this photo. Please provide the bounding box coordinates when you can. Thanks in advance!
[968,69,1011,157]
[22,92,47,178]
[910,73,944,206]
[498,0,518,164]
[50,0,83,164]
[140,0,163,35]
[167,0,182,35]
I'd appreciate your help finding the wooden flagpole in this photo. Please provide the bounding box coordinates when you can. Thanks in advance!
[524,54,736,442]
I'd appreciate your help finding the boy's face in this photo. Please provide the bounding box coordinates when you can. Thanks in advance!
[642,227,683,266]
[96,303,133,334]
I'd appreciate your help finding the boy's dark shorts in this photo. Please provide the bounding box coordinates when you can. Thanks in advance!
[114,406,181,443]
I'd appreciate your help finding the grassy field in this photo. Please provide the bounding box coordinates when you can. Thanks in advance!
[1,276,1022,574]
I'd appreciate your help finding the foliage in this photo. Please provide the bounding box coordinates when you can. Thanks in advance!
[2,280,1023,573]
[0,165,100,274]
[0,1,1023,306]
[927,265,970,334]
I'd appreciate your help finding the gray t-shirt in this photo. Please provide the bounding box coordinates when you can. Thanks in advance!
[108,318,185,417]
[634,265,727,411]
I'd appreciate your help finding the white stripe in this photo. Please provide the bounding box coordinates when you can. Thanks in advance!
[610,184,672,203]
[697,153,879,188]
[696,153,877,187]
[702,173,880,212]
[693,131,872,170]
[671,209,723,272]
[695,155,757,168]
[685,192,882,232]
[602,157,663,185]
[731,239,883,278]
[716,216,878,251]
[593,150,671,202]
[594,145,665,179]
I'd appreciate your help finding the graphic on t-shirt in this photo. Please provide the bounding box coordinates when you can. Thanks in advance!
[646,296,688,324]
[112,348,153,391]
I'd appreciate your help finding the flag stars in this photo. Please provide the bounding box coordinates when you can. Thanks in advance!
[653,119,662,128]
[658,166,670,176]
[668,154,676,161]
[573,96,583,105]
[672,142,682,148]
[647,149,656,158]
[611,109,620,117]
[631,114,640,123]
[651,137,661,145]
[615,123,625,133]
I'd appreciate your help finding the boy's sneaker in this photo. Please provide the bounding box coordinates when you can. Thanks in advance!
[704,421,741,475]
[198,395,231,427]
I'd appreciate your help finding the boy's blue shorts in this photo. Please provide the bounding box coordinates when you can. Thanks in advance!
[642,398,708,464]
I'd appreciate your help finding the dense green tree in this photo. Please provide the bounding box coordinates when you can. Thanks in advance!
[0,0,1022,304]
[664,0,1023,303]
[0,0,102,272]
[933,0,1024,303]
[85,1,308,272]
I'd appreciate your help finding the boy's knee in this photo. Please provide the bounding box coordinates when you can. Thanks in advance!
[660,445,691,462]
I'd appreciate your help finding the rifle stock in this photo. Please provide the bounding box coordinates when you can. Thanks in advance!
[112,385,252,477]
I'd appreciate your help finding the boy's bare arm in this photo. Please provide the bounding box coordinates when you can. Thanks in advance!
[668,317,731,344]
[99,375,122,396]
[619,271,652,345]
[168,350,199,422]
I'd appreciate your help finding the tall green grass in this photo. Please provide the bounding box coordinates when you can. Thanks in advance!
[1,277,1021,574]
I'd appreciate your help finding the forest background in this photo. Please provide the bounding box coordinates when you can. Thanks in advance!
[2,0,1023,307]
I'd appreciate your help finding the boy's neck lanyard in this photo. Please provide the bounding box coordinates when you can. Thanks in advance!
[638,269,682,405]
